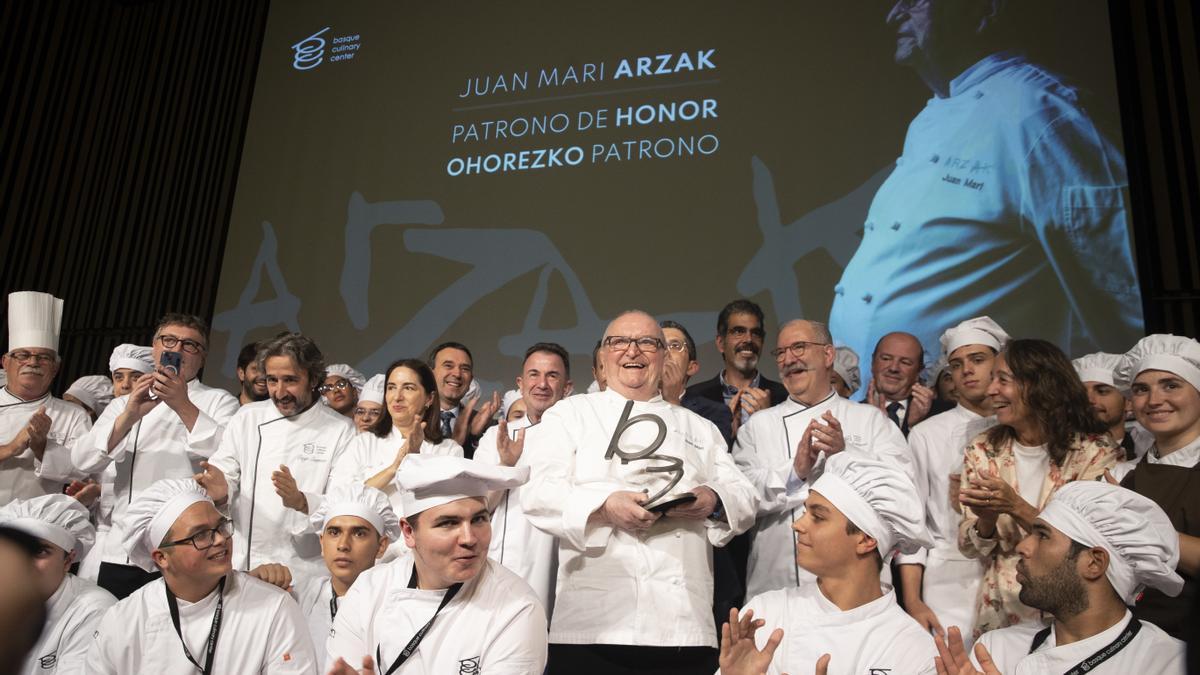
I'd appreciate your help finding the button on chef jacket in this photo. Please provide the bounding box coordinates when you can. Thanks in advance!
[829,52,1142,381]
[208,399,356,578]
[733,393,913,599]
[0,388,92,502]
[24,573,116,675]
[519,389,759,648]
[71,380,238,565]
[86,571,318,674]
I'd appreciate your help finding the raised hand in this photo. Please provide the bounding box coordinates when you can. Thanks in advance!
[25,406,52,457]
[809,411,845,456]
[934,627,1001,675]
[271,464,307,513]
[907,382,935,426]
[468,391,500,435]
[718,608,783,675]
[66,479,102,507]
[495,418,525,467]
[194,461,229,504]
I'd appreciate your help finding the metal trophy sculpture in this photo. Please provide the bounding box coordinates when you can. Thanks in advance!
[605,400,694,512]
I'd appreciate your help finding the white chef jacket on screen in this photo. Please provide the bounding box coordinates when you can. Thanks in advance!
[87,572,318,674]
[326,428,463,517]
[975,610,1185,674]
[0,389,91,502]
[897,404,994,638]
[24,574,116,675]
[473,415,558,615]
[733,392,913,598]
[71,380,238,564]
[326,557,547,674]
[291,574,336,669]
[208,400,355,578]
[520,389,759,648]
[723,584,937,675]
[830,52,1141,387]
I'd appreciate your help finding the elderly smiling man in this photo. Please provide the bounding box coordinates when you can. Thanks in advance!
[521,310,758,675]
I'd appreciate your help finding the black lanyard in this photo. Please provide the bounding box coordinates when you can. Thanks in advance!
[165,576,226,675]
[377,570,463,675]
[1029,616,1142,674]
[329,584,339,621]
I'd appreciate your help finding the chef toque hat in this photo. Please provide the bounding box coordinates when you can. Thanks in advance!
[326,364,366,391]
[1072,352,1124,390]
[397,455,528,517]
[109,344,154,374]
[8,291,64,352]
[360,373,385,405]
[832,346,861,394]
[1040,481,1183,604]
[65,375,114,417]
[1114,334,1200,393]
[940,316,1009,359]
[309,483,401,541]
[122,478,214,572]
[0,494,95,559]
[500,389,522,418]
[810,451,932,557]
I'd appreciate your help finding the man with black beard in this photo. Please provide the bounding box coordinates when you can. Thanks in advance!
[235,341,268,405]
[935,481,1185,674]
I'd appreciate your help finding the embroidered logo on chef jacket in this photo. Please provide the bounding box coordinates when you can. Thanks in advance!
[458,656,481,674]
[300,443,328,459]
[38,651,57,669]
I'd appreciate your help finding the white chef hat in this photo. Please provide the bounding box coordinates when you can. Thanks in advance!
[0,494,95,559]
[326,364,366,391]
[1039,481,1183,604]
[809,451,931,557]
[65,375,114,417]
[309,483,401,541]
[360,373,386,405]
[1114,334,1200,393]
[109,343,154,374]
[465,378,481,402]
[397,455,529,517]
[832,346,861,393]
[939,316,1010,359]
[1072,352,1123,390]
[122,478,214,572]
[499,389,522,418]
[7,291,64,352]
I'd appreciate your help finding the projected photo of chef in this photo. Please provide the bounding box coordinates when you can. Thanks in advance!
[829,0,1141,385]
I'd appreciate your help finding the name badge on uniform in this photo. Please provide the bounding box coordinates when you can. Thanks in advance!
[605,400,687,510]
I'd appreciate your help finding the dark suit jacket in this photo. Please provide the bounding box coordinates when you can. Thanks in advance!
[681,394,734,448]
[684,372,788,414]
[857,392,955,437]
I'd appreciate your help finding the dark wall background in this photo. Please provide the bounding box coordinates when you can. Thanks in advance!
[0,0,1196,394]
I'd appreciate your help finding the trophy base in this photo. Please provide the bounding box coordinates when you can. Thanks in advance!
[646,492,697,514]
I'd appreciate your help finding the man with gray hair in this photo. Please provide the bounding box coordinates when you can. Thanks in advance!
[733,319,913,599]
[196,332,356,578]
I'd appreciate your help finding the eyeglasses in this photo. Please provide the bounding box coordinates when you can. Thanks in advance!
[159,518,232,551]
[726,326,766,340]
[354,408,382,420]
[603,336,665,353]
[156,334,205,354]
[665,340,688,353]
[771,341,830,361]
[6,351,56,365]
[320,380,352,394]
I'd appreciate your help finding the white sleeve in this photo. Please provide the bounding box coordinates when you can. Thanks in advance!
[732,418,804,517]
[473,427,500,465]
[896,426,933,567]
[325,575,373,671]
[699,422,759,545]
[185,391,240,461]
[83,604,122,675]
[262,590,320,674]
[478,597,549,674]
[208,413,246,498]
[71,399,126,475]
[35,408,91,482]
[53,595,116,675]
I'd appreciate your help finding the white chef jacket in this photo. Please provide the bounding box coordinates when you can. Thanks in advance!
[208,400,355,578]
[726,584,937,675]
[24,574,116,675]
[71,379,238,564]
[975,610,1185,674]
[473,415,558,616]
[291,574,336,669]
[327,556,547,674]
[327,428,463,517]
[0,389,91,502]
[830,51,1141,384]
[87,572,318,674]
[897,404,994,637]
[520,389,759,648]
[733,392,913,598]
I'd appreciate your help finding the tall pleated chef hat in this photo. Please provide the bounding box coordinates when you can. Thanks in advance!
[309,483,401,541]
[1072,352,1124,390]
[809,451,932,557]
[359,373,386,405]
[326,364,366,391]
[939,315,1009,359]
[0,494,95,560]
[8,291,64,352]
[832,346,861,394]
[396,455,528,517]
[1114,334,1200,393]
[1039,481,1183,604]
[122,478,214,571]
[65,375,114,417]
[109,343,154,374]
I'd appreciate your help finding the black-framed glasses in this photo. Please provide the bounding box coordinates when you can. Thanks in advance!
[603,336,665,353]
[156,334,205,354]
[726,326,766,340]
[771,341,830,361]
[5,351,56,365]
[320,380,352,394]
[159,518,232,551]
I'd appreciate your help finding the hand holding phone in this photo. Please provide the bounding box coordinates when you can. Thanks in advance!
[150,351,183,400]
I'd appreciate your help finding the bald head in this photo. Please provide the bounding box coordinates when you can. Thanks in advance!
[600,311,666,402]
[871,332,924,400]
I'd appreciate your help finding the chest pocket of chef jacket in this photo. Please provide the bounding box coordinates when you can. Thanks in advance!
[1061,185,1137,297]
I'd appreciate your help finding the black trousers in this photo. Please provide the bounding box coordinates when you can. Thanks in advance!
[547,643,718,675]
[97,561,160,600]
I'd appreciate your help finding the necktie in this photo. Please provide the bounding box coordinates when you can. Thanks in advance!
[440,410,455,437]
[886,401,902,427]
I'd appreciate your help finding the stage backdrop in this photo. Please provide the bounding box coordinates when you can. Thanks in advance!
[206,1,1142,396]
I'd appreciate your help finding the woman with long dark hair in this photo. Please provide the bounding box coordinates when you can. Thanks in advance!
[329,359,462,517]
[957,339,1117,637]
